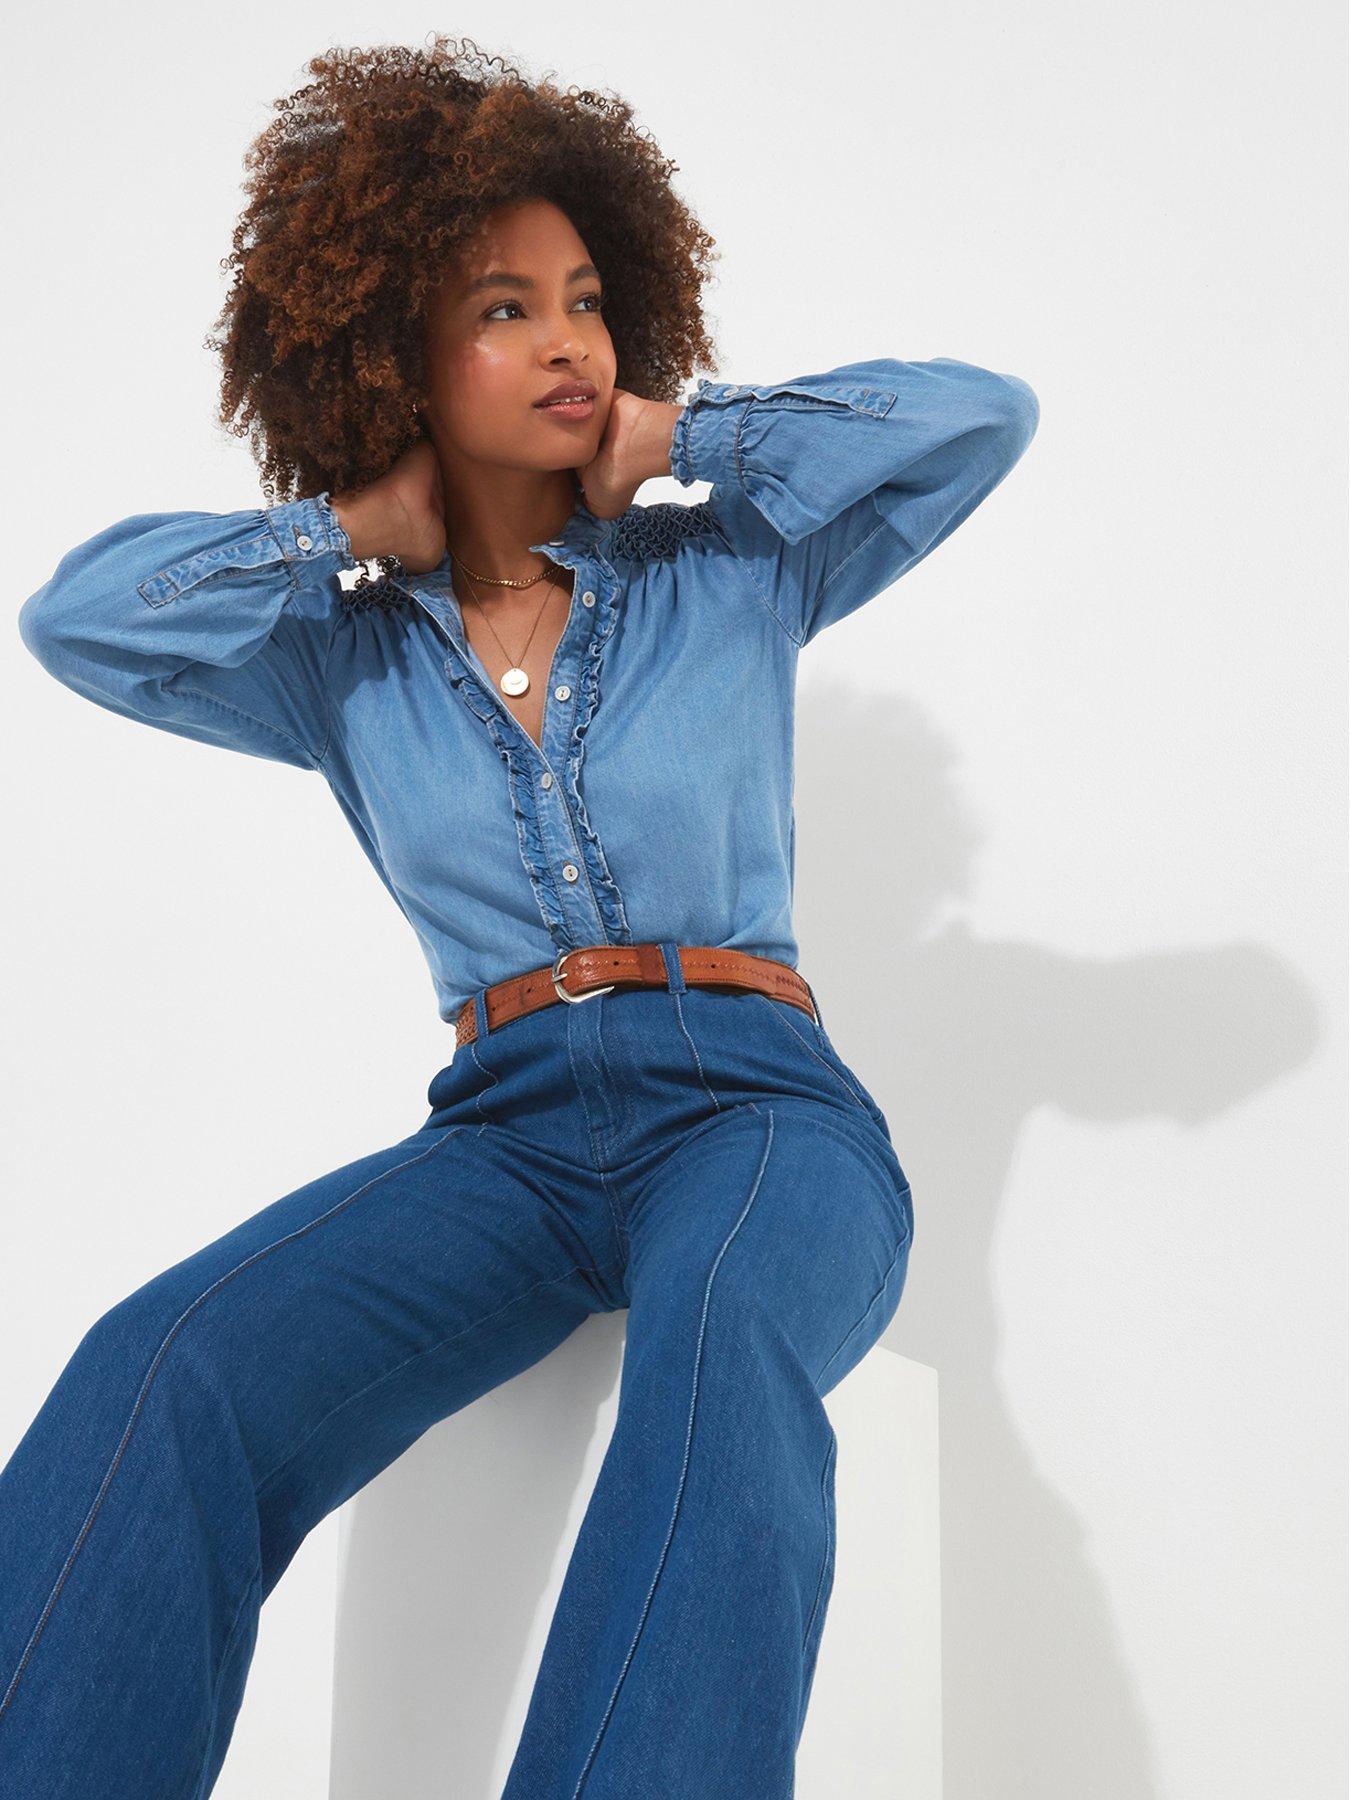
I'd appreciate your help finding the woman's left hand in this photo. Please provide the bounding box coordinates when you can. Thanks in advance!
[577,389,685,518]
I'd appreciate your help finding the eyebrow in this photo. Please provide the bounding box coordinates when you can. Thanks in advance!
[463,262,601,296]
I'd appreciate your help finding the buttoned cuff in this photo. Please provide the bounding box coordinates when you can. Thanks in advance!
[134,493,358,608]
[263,493,359,571]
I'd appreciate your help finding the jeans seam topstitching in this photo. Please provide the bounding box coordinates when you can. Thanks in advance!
[0,1123,470,1722]
[670,988,723,1113]
[252,1254,629,1497]
[571,1106,778,1797]
[565,1022,630,1260]
[594,995,636,1144]
[801,1432,837,1655]
[811,1221,912,1391]
[468,1037,500,1125]
[752,992,876,1116]
[192,1566,262,1800]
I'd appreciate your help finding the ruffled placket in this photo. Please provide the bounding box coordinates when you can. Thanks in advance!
[396,504,633,958]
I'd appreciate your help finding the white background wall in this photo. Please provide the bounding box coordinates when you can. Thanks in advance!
[2,4,1344,1797]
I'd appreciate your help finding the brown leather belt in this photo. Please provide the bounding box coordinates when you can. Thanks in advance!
[454,944,819,1050]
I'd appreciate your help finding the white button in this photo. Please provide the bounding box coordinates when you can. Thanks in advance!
[548,540,564,548]
[581,591,595,607]
[541,771,553,789]
[554,684,571,702]
[562,863,579,882]
[295,533,313,551]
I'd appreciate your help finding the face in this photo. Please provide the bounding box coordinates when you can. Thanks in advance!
[421,197,617,472]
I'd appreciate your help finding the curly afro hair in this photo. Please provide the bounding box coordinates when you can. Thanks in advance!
[204,34,721,504]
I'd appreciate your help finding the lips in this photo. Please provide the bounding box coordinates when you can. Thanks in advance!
[534,381,598,411]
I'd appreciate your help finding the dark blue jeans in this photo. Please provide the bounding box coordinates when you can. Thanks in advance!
[0,946,913,1798]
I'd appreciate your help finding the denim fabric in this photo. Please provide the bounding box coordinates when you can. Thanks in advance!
[17,357,1038,1025]
[0,962,914,1797]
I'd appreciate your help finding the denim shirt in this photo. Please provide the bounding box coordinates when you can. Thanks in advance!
[18,356,1038,1025]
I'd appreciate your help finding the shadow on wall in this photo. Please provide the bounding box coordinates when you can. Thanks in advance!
[325,670,1320,1800]
[790,672,1321,1800]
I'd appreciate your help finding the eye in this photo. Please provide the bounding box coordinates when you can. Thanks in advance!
[482,292,605,322]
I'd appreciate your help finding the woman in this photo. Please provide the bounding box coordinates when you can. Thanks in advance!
[1,34,1038,1799]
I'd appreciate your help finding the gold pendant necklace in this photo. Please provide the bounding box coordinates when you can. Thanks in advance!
[450,552,561,697]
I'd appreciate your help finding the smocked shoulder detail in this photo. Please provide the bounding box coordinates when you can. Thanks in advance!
[605,501,722,565]
[340,577,415,615]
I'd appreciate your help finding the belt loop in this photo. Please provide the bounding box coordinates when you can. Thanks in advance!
[803,975,825,1029]
[658,941,688,994]
[472,987,491,1043]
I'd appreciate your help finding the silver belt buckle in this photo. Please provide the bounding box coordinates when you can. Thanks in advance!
[551,947,617,1005]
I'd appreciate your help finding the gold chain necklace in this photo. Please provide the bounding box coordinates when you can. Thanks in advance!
[450,551,556,591]
[450,551,564,698]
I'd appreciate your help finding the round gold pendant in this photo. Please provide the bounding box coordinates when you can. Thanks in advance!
[499,667,530,697]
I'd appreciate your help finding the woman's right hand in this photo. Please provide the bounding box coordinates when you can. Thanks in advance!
[330,438,447,574]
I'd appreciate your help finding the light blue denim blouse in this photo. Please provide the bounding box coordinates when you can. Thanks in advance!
[18,357,1038,1025]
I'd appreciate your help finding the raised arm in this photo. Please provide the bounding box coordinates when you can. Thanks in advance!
[17,495,359,770]
[669,356,1039,645]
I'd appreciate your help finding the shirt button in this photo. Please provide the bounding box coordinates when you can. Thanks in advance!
[581,590,595,607]
[540,771,553,789]
[554,684,571,702]
[295,533,313,551]
[562,863,579,882]
[548,539,564,547]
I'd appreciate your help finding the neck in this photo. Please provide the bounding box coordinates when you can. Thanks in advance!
[430,442,581,580]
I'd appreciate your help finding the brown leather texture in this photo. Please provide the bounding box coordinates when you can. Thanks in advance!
[454,944,818,1049]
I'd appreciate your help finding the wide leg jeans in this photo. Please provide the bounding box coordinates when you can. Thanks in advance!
[0,946,914,1798]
